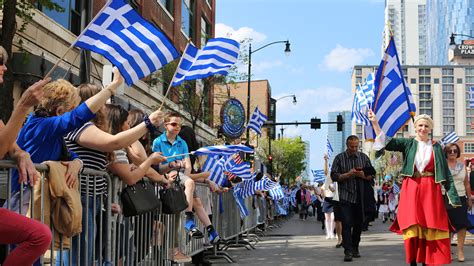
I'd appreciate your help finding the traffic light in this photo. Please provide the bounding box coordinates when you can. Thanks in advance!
[268,155,273,174]
[310,118,321,129]
[337,114,344,131]
[268,155,273,164]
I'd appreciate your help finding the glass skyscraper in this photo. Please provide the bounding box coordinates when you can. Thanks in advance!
[426,0,474,65]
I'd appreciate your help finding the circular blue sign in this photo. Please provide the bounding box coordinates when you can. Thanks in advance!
[220,98,246,139]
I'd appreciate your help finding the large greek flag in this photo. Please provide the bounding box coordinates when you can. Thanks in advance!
[373,36,415,137]
[75,0,179,85]
[247,107,268,136]
[171,38,240,86]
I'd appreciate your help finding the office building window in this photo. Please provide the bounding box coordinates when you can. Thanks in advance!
[442,68,455,135]
[419,70,432,117]
[355,77,362,84]
[466,68,474,135]
[355,69,362,76]
[159,0,174,15]
[200,17,211,46]
[411,78,417,84]
[465,143,474,153]
[181,0,195,38]
[37,0,81,35]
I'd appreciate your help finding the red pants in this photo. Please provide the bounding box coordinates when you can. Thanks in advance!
[0,208,51,266]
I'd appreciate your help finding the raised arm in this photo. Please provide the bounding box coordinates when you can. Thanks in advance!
[0,78,50,157]
[84,67,123,113]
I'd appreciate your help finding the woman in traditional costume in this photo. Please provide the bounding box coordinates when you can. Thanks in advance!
[368,110,460,265]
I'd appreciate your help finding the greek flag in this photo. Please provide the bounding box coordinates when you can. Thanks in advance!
[202,155,225,186]
[224,159,252,180]
[269,186,285,200]
[75,0,179,86]
[233,188,249,218]
[364,124,376,141]
[392,183,400,194]
[171,38,240,86]
[352,86,370,125]
[361,72,375,105]
[247,107,268,136]
[236,177,256,198]
[193,144,254,156]
[326,137,334,159]
[469,87,474,108]
[312,169,326,183]
[439,131,460,146]
[255,176,278,191]
[373,36,415,137]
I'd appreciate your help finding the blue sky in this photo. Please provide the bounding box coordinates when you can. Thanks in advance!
[216,0,385,170]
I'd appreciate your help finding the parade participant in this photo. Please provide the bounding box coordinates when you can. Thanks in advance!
[322,155,335,239]
[331,135,374,262]
[0,45,52,266]
[444,143,472,262]
[296,185,311,220]
[368,110,460,265]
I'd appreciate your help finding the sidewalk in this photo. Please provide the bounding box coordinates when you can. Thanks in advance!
[213,215,474,265]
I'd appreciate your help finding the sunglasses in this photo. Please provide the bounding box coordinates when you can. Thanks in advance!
[448,149,458,154]
[166,122,181,127]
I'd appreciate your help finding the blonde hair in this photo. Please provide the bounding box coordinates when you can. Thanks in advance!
[37,79,80,116]
[0,46,8,64]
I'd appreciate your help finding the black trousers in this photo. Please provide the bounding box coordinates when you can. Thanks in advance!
[339,200,363,255]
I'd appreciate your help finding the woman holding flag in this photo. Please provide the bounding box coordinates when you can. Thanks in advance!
[368,109,460,265]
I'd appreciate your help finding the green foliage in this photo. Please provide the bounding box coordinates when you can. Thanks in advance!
[257,137,306,184]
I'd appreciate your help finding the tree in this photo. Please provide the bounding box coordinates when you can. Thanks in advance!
[0,0,63,122]
[257,136,306,184]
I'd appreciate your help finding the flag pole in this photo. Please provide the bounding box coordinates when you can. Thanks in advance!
[165,152,194,160]
[44,1,111,79]
[158,42,191,112]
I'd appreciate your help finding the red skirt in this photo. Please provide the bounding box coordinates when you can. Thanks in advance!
[390,176,451,265]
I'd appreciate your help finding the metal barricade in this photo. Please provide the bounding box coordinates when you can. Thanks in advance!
[0,160,112,266]
[213,192,240,241]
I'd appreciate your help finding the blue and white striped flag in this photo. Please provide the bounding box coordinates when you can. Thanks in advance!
[373,36,415,137]
[233,188,249,218]
[201,155,226,186]
[439,131,460,146]
[224,160,252,180]
[364,124,376,141]
[254,176,278,191]
[171,38,240,86]
[361,72,375,105]
[469,87,474,108]
[75,0,179,86]
[268,186,285,200]
[247,107,268,136]
[352,86,370,125]
[312,169,326,183]
[193,144,254,156]
[235,177,256,198]
[392,183,400,194]
[326,137,334,159]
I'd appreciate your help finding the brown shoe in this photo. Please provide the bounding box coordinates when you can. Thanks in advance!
[458,249,465,262]
[172,250,191,263]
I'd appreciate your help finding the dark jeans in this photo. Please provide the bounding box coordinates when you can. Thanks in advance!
[339,200,363,255]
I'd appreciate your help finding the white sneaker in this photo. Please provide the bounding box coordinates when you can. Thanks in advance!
[325,235,330,239]
[330,235,336,239]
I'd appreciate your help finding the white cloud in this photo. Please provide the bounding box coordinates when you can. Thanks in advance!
[215,23,266,43]
[320,45,374,72]
[282,126,303,138]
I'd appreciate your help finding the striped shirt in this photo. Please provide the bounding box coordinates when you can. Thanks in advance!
[330,150,372,204]
[64,122,108,196]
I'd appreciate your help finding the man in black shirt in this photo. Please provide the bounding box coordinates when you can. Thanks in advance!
[331,135,374,262]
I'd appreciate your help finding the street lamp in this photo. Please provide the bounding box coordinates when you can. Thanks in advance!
[275,94,297,105]
[449,33,474,46]
[246,40,291,143]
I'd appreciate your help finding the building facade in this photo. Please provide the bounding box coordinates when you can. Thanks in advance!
[327,111,352,166]
[383,0,427,65]
[3,0,217,143]
[426,0,474,65]
[353,65,474,164]
[212,80,272,145]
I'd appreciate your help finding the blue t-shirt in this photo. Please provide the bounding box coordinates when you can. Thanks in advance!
[151,132,189,164]
[13,102,95,192]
